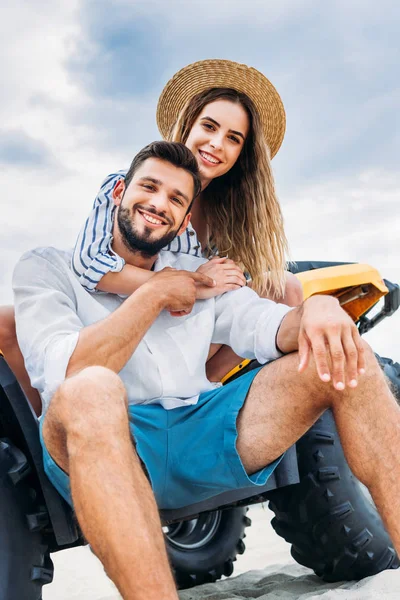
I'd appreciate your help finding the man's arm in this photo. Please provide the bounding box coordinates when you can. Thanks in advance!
[66,283,164,377]
[13,251,214,405]
[212,286,293,363]
[276,295,366,390]
[212,286,366,391]
[67,268,215,376]
[14,249,87,405]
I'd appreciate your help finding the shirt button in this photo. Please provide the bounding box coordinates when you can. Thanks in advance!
[190,231,196,236]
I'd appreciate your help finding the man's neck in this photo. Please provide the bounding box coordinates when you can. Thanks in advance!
[112,225,158,271]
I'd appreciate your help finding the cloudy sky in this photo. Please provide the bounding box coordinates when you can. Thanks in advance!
[1,0,399,358]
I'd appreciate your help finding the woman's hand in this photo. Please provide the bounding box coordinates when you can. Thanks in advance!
[196,257,247,299]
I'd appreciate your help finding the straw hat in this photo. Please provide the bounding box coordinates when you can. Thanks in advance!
[156,59,286,158]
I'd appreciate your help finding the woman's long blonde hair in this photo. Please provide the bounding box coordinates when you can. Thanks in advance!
[169,87,289,297]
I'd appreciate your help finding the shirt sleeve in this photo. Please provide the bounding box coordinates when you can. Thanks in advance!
[13,249,83,411]
[71,170,127,291]
[211,287,294,363]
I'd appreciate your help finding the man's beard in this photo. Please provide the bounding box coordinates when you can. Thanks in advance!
[117,205,182,257]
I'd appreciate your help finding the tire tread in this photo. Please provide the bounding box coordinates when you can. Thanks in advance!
[169,508,252,589]
[0,437,53,598]
[267,410,400,581]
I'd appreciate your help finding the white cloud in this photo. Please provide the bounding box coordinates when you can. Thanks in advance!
[106,0,315,26]
[0,1,82,117]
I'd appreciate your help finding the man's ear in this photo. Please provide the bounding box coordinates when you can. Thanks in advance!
[113,179,126,206]
[177,212,191,237]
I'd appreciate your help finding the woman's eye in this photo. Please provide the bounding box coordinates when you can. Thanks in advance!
[229,135,240,144]
[202,122,214,130]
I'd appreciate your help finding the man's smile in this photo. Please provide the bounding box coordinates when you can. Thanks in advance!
[136,208,170,228]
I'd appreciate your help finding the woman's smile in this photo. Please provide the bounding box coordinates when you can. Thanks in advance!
[198,150,222,166]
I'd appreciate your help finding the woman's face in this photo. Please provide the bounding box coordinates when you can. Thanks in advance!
[185,99,250,188]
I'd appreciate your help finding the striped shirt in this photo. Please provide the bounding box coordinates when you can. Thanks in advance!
[72,170,203,291]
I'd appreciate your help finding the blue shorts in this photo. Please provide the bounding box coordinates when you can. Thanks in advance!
[40,367,283,510]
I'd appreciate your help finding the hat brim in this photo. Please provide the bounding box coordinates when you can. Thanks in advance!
[156,59,286,159]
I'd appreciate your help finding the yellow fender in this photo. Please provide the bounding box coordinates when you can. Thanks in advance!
[221,263,388,384]
[295,263,387,322]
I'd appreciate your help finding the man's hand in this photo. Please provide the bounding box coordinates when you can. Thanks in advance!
[196,257,247,299]
[297,295,366,390]
[149,267,216,316]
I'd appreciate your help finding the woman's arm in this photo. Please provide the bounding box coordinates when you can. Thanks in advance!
[71,170,127,291]
[97,264,155,294]
[96,256,247,297]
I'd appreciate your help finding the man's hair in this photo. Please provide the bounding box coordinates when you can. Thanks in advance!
[124,141,202,201]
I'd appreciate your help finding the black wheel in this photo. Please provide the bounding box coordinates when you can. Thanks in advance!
[165,507,251,589]
[267,409,399,582]
[0,438,53,600]
[376,355,400,401]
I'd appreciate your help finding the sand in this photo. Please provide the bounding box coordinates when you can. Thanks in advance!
[42,505,400,599]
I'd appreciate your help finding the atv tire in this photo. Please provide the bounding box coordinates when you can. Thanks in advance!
[267,409,399,582]
[0,437,53,600]
[165,507,251,589]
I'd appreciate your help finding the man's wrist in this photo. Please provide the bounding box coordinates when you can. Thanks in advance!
[275,304,303,354]
[134,278,167,312]
[275,317,287,354]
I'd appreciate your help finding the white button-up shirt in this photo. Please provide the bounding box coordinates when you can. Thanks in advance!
[13,247,292,413]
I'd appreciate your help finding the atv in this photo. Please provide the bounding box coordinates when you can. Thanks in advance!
[0,260,399,599]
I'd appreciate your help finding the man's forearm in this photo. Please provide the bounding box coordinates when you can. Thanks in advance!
[66,284,164,377]
[275,304,302,354]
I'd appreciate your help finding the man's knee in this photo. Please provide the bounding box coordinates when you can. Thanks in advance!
[354,339,389,390]
[323,340,385,408]
[50,366,128,434]
[360,338,380,365]
[43,367,129,472]
[305,339,380,396]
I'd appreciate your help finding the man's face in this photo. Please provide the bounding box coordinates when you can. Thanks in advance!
[113,158,194,256]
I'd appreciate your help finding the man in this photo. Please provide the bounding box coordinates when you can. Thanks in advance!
[13,141,400,600]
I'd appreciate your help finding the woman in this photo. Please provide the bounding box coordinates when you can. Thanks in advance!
[1,59,302,415]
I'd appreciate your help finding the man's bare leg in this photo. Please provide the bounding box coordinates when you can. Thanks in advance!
[236,341,400,553]
[42,366,178,600]
[0,305,42,415]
